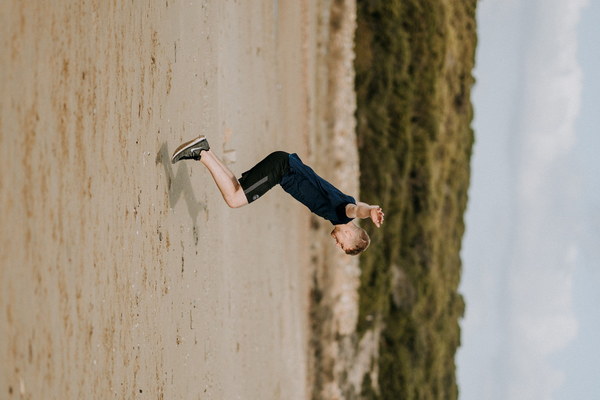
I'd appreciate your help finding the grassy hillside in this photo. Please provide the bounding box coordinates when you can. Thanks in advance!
[354,0,477,398]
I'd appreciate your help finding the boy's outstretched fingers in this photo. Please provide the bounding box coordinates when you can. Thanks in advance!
[370,206,385,227]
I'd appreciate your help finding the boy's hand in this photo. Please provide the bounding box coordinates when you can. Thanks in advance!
[370,206,384,227]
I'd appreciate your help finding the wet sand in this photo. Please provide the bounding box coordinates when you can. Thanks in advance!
[1,1,318,398]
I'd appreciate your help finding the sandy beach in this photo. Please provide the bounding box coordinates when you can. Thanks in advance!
[1,1,324,398]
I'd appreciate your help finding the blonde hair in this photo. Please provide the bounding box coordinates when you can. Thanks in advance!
[345,227,371,256]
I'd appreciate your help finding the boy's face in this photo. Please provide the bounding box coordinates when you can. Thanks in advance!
[330,228,354,252]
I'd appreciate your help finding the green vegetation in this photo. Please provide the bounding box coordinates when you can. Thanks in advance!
[354,0,477,399]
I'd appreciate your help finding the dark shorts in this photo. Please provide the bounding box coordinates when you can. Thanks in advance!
[238,151,290,203]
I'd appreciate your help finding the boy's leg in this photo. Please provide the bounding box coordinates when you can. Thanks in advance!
[200,150,249,208]
[237,151,290,203]
[171,136,289,207]
[200,150,289,207]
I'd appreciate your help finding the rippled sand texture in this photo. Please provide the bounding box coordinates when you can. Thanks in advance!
[0,1,319,398]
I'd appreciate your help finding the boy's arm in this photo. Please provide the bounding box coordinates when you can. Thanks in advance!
[345,202,385,227]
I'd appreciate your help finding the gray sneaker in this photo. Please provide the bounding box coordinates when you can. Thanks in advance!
[171,136,210,164]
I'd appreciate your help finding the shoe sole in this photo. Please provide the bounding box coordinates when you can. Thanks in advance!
[171,136,207,163]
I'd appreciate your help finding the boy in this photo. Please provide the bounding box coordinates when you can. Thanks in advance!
[172,136,384,255]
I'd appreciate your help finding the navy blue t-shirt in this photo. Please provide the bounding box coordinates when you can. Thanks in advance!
[280,153,356,225]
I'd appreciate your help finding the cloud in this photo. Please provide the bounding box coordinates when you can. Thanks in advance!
[502,0,589,398]
[516,0,588,203]
[459,1,593,399]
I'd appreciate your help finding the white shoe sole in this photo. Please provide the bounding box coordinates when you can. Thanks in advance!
[171,136,207,163]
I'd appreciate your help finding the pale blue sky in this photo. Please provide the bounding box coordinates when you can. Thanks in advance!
[458,0,599,399]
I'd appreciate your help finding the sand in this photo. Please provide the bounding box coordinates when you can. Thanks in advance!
[0,1,322,398]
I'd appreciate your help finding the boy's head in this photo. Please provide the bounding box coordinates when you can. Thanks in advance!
[330,223,370,256]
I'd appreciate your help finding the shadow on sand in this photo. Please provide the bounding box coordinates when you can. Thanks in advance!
[156,142,207,229]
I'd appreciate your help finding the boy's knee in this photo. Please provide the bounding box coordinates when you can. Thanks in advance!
[226,199,244,209]
[225,190,249,208]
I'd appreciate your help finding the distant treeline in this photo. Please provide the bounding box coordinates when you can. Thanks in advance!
[354,0,477,399]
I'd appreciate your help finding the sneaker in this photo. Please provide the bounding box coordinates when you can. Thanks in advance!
[171,136,210,164]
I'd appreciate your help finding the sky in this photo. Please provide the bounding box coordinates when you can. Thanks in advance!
[457,0,600,399]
